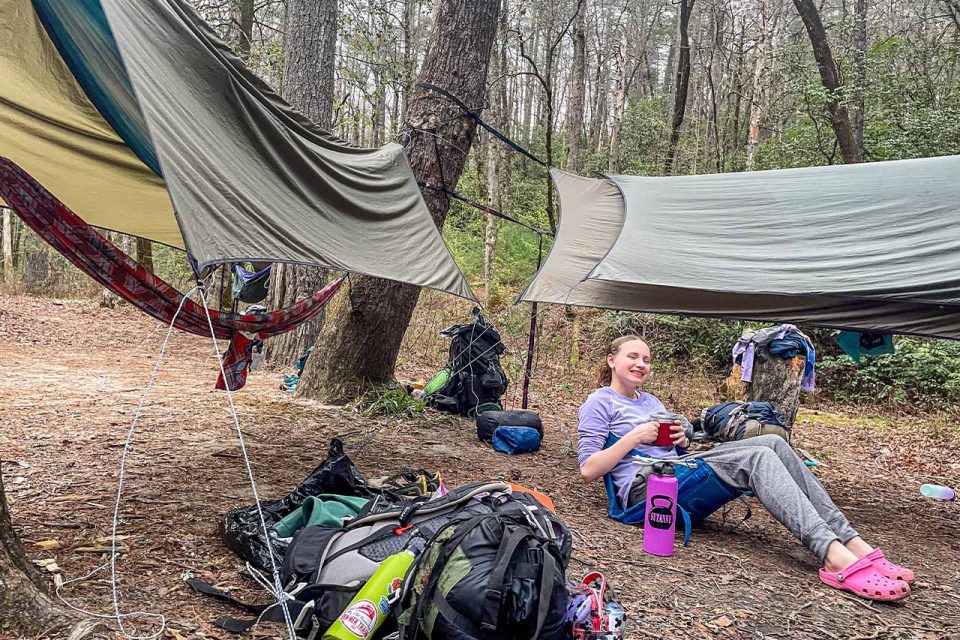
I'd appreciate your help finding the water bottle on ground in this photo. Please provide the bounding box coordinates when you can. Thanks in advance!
[920,484,956,501]
[323,549,417,640]
[643,461,678,557]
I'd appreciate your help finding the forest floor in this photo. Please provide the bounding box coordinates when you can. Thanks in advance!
[1,295,959,640]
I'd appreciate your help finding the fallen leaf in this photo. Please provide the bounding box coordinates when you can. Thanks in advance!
[33,539,60,550]
[95,535,133,544]
[719,574,735,585]
[74,545,127,554]
[711,615,734,628]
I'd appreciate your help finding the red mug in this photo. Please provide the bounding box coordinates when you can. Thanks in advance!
[654,422,676,446]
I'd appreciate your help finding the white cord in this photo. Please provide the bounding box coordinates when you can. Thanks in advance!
[55,287,199,639]
[196,286,298,640]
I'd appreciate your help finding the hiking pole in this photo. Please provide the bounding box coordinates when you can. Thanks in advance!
[521,234,545,409]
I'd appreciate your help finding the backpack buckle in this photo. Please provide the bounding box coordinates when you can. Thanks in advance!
[294,599,316,633]
[526,547,543,564]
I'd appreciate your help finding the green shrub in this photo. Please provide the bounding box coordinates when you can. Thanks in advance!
[817,337,960,412]
[358,387,426,416]
[591,311,747,372]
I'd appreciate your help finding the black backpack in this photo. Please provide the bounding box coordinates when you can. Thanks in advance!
[396,492,571,640]
[426,308,508,417]
[192,483,517,637]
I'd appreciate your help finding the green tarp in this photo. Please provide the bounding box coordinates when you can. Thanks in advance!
[520,163,960,339]
[0,0,474,300]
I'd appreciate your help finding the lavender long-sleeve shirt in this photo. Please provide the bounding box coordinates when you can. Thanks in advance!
[577,387,676,507]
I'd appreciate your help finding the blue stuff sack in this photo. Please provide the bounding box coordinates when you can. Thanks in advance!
[491,426,542,454]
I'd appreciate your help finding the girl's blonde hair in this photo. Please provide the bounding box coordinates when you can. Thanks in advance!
[596,334,645,387]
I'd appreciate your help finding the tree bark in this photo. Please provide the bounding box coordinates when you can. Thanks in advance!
[746,351,805,427]
[565,0,587,172]
[0,465,107,638]
[230,0,255,61]
[263,0,338,367]
[135,237,154,274]
[484,1,510,302]
[608,28,628,173]
[663,0,695,175]
[1,207,13,282]
[947,0,960,36]
[297,0,500,404]
[792,0,862,164]
[852,0,867,156]
[745,0,773,171]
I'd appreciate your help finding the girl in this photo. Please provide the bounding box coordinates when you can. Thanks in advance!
[578,335,914,602]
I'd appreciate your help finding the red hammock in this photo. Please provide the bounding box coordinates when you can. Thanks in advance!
[0,157,343,390]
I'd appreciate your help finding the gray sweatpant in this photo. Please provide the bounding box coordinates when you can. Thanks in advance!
[629,435,859,561]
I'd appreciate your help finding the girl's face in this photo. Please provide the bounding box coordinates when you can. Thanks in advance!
[608,339,652,388]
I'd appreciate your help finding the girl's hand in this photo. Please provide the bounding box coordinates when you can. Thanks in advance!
[626,421,660,446]
[669,422,689,447]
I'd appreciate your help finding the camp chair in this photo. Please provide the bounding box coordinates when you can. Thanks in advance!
[601,433,747,545]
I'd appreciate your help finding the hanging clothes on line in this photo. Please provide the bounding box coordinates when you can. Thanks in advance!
[732,324,817,392]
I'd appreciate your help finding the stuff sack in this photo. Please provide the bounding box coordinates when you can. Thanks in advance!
[476,409,543,441]
[492,426,542,455]
[699,401,791,443]
[426,307,508,416]
[397,491,572,640]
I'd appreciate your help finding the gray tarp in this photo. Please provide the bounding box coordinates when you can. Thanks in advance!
[519,163,960,339]
[1,0,473,300]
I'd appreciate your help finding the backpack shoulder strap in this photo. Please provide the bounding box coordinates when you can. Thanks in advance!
[480,522,533,631]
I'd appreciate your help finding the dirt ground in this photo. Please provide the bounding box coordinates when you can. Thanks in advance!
[1,296,959,639]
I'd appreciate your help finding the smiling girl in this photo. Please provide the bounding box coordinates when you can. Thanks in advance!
[577,335,914,602]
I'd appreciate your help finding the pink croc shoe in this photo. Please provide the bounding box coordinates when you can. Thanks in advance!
[865,549,916,583]
[819,556,911,602]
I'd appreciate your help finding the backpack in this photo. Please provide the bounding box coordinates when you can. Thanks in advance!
[396,491,571,640]
[698,401,791,443]
[425,308,508,417]
[192,483,516,637]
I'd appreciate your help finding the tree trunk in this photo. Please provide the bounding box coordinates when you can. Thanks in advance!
[484,1,510,303]
[792,0,861,164]
[663,0,695,175]
[297,0,500,404]
[135,237,154,274]
[230,0,255,61]
[0,465,107,638]
[608,28,628,174]
[745,0,772,171]
[852,0,867,156]
[565,0,587,172]
[1,207,13,282]
[263,0,338,367]
[947,0,960,36]
[746,351,805,427]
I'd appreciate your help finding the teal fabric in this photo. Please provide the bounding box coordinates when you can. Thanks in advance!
[272,494,369,539]
[835,331,895,363]
[31,0,161,175]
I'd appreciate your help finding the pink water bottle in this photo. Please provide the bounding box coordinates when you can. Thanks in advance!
[643,462,678,557]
